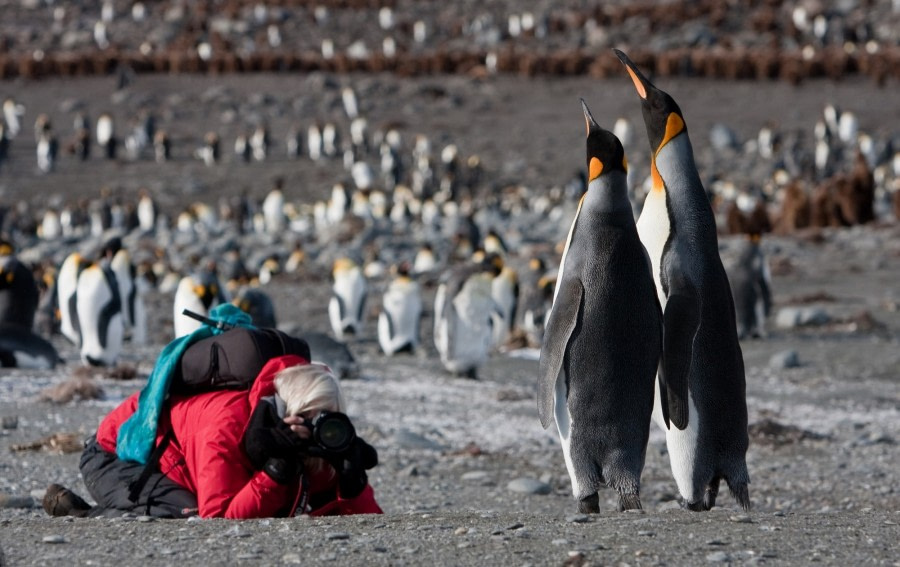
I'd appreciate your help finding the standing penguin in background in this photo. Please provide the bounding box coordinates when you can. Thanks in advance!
[172,265,228,338]
[75,262,123,366]
[57,252,92,345]
[328,257,368,340]
[538,101,663,512]
[0,249,40,329]
[377,262,423,356]
[615,49,751,511]
[726,233,772,340]
[110,247,147,346]
[433,257,500,379]
[488,253,519,349]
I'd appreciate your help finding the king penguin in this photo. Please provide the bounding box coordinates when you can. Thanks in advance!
[0,250,40,329]
[75,261,124,366]
[433,256,500,379]
[377,262,423,356]
[726,233,772,340]
[615,49,751,511]
[538,101,663,512]
[328,257,368,340]
[110,247,147,345]
[232,286,277,328]
[173,266,228,338]
[57,252,91,345]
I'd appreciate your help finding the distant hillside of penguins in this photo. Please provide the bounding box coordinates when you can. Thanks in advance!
[1,67,899,374]
[0,0,898,83]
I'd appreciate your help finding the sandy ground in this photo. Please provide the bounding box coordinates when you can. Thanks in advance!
[0,71,899,565]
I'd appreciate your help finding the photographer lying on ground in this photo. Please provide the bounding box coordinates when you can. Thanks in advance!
[43,357,382,518]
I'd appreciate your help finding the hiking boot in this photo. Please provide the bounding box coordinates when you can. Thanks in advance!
[42,484,92,517]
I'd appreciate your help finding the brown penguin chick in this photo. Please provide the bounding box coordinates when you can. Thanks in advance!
[810,178,845,228]
[839,150,876,225]
[747,199,773,235]
[775,179,811,234]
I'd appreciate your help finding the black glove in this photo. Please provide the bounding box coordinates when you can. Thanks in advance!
[243,401,306,471]
[263,457,301,485]
[329,438,378,499]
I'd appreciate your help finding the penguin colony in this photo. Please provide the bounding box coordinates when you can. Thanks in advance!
[1,1,899,84]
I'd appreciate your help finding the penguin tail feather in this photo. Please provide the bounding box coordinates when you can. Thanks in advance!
[727,481,751,512]
[617,493,642,512]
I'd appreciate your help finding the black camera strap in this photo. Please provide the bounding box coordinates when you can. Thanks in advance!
[294,474,310,516]
[127,429,174,503]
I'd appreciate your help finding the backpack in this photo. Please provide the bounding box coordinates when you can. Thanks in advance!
[171,327,311,395]
[117,304,307,466]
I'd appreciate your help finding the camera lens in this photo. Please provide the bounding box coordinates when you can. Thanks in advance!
[313,412,355,453]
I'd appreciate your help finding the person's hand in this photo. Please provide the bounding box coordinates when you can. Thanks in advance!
[283,415,313,439]
[243,402,307,472]
[331,438,378,499]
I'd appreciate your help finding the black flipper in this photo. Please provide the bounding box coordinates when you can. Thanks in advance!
[662,292,700,430]
[357,290,367,324]
[97,267,122,350]
[384,310,395,340]
[537,278,583,429]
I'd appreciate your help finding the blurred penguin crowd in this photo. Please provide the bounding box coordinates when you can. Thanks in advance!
[0,0,898,375]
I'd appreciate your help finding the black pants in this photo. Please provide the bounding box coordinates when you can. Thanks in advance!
[79,435,198,518]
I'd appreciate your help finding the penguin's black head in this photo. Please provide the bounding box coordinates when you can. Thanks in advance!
[613,49,687,155]
[581,99,627,183]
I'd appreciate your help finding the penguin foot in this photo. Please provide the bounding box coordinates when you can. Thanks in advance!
[454,368,478,380]
[727,481,751,511]
[683,479,721,511]
[577,493,600,514]
[684,497,709,512]
[617,493,642,512]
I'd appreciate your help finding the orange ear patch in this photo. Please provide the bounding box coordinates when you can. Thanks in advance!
[589,157,603,181]
[625,66,647,99]
[661,112,685,150]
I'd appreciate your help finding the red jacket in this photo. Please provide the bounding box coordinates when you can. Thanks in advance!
[96,355,383,518]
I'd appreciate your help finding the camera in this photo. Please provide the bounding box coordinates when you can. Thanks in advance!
[306,411,356,455]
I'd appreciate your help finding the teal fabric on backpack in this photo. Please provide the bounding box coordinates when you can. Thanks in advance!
[116,304,254,464]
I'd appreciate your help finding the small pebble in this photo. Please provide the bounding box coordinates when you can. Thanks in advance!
[565,514,590,523]
[453,527,468,535]
[706,551,731,562]
[461,471,490,482]
[326,532,350,541]
[730,514,753,524]
[506,478,551,495]
[136,515,154,523]
[42,535,66,544]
